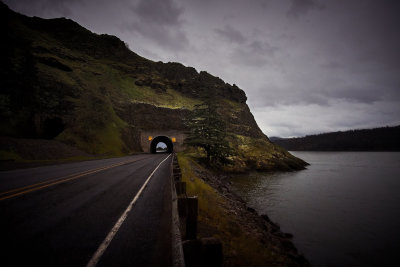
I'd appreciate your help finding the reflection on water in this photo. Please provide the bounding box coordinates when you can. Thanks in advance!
[230,152,400,267]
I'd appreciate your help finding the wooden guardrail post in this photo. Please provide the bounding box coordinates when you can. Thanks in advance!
[200,237,223,267]
[186,196,198,240]
[175,181,186,195]
[172,154,222,266]
[177,195,198,240]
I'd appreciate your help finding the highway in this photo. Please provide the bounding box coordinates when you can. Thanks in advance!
[0,154,173,267]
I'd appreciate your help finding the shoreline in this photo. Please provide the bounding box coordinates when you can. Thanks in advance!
[178,153,309,266]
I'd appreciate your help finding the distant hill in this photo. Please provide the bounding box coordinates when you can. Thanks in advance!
[272,126,400,151]
[0,3,306,171]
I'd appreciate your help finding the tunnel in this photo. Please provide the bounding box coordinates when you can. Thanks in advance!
[42,117,64,139]
[150,136,173,153]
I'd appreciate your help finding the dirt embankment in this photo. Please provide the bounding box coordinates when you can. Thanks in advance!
[178,154,309,266]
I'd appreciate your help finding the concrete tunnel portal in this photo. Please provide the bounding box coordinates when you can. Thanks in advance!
[150,136,174,153]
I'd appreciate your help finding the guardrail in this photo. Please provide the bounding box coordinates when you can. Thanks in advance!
[171,153,222,267]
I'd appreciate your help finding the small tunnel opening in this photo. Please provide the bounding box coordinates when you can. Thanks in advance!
[156,142,167,153]
[150,136,173,153]
[42,117,65,139]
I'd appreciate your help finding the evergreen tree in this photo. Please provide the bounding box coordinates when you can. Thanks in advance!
[184,99,232,165]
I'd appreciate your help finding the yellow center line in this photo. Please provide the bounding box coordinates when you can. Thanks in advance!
[0,165,118,197]
[0,158,141,201]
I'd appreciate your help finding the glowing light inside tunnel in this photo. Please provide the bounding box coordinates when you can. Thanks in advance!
[150,136,173,153]
[171,137,176,143]
[148,136,153,141]
[156,142,167,151]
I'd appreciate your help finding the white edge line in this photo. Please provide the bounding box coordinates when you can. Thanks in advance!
[86,154,172,267]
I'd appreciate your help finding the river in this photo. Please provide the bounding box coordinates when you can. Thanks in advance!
[230,152,400,266]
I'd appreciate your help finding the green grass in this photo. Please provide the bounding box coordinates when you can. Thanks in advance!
[221,98,244,112]
[121,81,201,109]
[56,101,128,156]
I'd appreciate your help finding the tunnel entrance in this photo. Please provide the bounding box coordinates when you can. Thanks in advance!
[42,117,64,139]
[150,136,173,153]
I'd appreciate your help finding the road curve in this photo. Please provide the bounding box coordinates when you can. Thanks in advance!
[0,154,173,267]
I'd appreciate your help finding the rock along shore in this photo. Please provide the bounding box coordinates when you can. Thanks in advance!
[186,158,309,266]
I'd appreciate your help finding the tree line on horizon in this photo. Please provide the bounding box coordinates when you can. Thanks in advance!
[271,126,400,151]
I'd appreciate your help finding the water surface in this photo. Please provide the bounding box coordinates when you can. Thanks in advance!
[231,152,400,266]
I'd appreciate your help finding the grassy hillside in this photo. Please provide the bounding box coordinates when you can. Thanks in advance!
[0,3,306,171]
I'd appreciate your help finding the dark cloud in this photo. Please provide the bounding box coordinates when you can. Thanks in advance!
[320,61,343,70]
[129,21,189,52]
[324,86,383,104]
[214,25,246,44]
[4,0,79,17]
[343,1,400,70]
[132,0,183,26]
[249,85,325,107]
[287,0,323,18]
[128,0,189,52]
[249,41,278,56]
[231,40,278,67]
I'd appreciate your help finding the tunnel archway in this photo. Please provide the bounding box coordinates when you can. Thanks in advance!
[150,136,173,153]
[42,117,64,139]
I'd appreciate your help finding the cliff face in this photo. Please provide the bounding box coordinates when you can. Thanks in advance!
[0,3,306,171]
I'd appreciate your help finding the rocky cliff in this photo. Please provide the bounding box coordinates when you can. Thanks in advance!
[0,3,306,171]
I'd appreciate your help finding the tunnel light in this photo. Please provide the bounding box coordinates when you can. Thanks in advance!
[148,136,153,141]
[172,137,176,143]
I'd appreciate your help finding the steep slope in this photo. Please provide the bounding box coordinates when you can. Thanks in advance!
[0,3,306,171]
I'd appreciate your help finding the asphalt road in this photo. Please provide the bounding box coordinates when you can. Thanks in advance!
[0,153,173,267]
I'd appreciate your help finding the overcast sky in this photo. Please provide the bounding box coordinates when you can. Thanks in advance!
[5,0,400,137]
